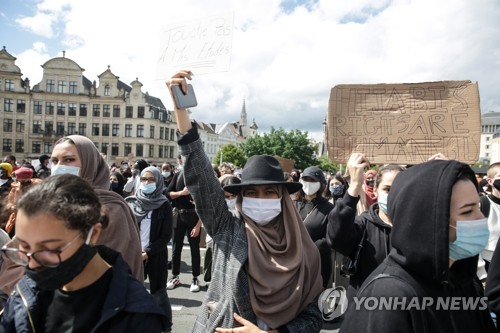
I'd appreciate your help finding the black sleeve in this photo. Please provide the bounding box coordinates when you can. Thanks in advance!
[486,239,500,314]
[165,172,179,198]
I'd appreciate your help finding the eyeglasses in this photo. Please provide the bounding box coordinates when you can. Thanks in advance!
[140,177,156,182]
[1,232,83,268]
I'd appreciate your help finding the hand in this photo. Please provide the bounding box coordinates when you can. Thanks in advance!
[190,222,201,238]
[142,252,148,262]
[428,153,448,161]
[215,313,274,332]
[346,153,370,197]
[181,186,190,196]
[165,70,194,109]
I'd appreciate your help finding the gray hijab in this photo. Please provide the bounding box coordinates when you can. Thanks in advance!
[125,166,168,222]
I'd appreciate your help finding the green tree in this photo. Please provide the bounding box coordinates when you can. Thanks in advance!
[240,127,318,170]
[317,155,340,173]
[214,144,247,167]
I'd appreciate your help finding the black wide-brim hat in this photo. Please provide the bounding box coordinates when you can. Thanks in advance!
[223,155,302,195]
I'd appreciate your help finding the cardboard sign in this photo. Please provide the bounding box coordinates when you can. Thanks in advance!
[326,81,481,164]
[156,12,234,79]
[274,156,295,173]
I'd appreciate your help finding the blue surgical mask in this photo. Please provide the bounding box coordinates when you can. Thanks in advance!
[226,198,237,210]
[377,191,388,214]
[449,218,489,261]
[51,164,80,177]
[140,183,156,194]
[330,184,344,196]
[162,171,171,178]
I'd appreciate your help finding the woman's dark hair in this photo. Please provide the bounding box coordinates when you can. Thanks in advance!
[323,171,348,199]
[221,175,241,188]
[110,171,126,196]
[374,165,406,188]
[17,174,109,237]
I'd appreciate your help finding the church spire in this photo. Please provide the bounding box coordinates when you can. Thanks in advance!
[240,98,247,127]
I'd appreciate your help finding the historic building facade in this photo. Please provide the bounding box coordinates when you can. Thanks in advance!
[0,47,257,166]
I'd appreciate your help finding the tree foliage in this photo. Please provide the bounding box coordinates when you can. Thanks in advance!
[317,155,340,173]
[214,144,247,167]
[240,127,318,170]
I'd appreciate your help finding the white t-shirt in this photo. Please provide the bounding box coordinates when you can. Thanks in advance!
[140,211,152,251]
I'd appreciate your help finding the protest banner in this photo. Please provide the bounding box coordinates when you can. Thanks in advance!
[326,81,481,164]
[156,12,234,79]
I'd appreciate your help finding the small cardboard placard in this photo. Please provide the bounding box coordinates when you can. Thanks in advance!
[326,81,481,164]
[274,156,295,173]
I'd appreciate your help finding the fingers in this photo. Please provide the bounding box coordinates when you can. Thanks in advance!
[165,69,194,93]
[428,152,448,161]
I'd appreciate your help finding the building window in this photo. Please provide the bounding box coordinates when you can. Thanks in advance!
[150,125,155,138]
[33,121,42,134]
[16,120,24,133]
[69,81,78,94]
[4,98,13,112]
[32,141,41,154]
[3,119,13,132]
[57,102,66,115]
[102,124,109,136]
[112,124,119,137]
[68,122,76,135]
[137,124,144,137]
[92,104,100,117]
[45,121,53,135]
[101,143,108,155]
[138,106,145,118]
[486,153,490,157]
[124,143,132,156]
[159,145,163,158]
[34,101,42,114]
[92,123,100,136]
[56,122,65,136]
[43,142,52,154]
[79,104,87,116]
[58,80,66,93]
[3,139,12,152]
[487,137,491,141]
[103,104,110,117]
[125,124,132,137]
[113,105,120,117]
[112,143,119,156]
[104,85,111,96]
[486,145,490,149]
[170,129,175,141]
[136,144,143,157]
[15,139,24,153]
[68,103,77,116]
[46,79,55,92]
[45,102,54,115]
[5,79,14,91]
[17,100,26,113]
[126,106,133,118]
[160,127,164,140]
[78,123,87,136]
[149,144,154,158]
[169,146,174,159]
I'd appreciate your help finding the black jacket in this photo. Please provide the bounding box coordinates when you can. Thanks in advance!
[327,192,391,293]
[0,246,167,333]
[340,160,495,333]
[296,196,334,256]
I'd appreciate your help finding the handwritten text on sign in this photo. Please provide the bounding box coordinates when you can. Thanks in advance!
[326,81,481,164]
[156,12,234,78]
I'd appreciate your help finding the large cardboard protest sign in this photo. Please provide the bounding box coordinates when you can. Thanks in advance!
[326,81,481,164]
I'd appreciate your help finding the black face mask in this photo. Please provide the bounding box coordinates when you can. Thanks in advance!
[365,180,374,187]
[110,182,120,191]
[493,179,500,191]
[25,244,97,291]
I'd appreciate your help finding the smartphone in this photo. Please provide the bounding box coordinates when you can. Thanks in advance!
[172,84,198,109]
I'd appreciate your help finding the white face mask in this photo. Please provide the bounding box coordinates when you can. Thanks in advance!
[242,197,282,226]
[226,198,237,210]
[300,180,321,196]
[162,171,171,178]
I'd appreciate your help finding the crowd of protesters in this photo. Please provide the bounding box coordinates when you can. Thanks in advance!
[0,70,499,333]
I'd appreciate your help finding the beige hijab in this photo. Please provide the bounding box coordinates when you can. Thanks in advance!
[237,185,323,329]
[54,135,144,281]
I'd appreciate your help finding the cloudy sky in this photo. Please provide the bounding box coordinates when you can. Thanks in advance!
[2,0,500,141]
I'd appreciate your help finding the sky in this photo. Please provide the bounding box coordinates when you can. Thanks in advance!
[1,0,500,142]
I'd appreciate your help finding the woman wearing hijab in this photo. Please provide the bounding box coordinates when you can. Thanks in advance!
[110,171,127,197]
[125,167,173,332]
[340,159,495,333]
[166,71,323,333]
[363,169,377,208]
[51,135,144,282]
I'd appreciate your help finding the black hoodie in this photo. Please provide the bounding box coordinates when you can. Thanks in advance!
[340,160,495,333]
